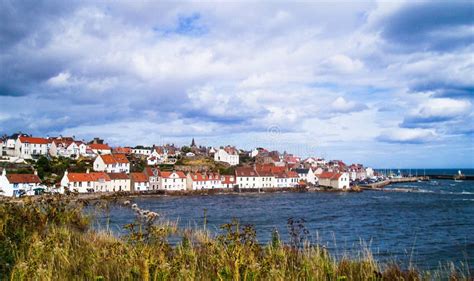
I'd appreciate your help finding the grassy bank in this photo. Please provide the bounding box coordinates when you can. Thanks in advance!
[0,196,470,280]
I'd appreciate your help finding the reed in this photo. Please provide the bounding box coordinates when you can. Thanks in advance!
[0,196,470,280]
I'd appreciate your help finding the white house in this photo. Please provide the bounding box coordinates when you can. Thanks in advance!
[273,171,299,188]
[144,167,160,190]
[158,171,187,190]
[294,168,317,185]
[15,136,49,159]
[108,173,131,192]
[214,146,239,166]
[0,169,43,197]
[132,147,152,156]
[130,172,149,192]
[50,139,83,158]
[318,172,350,190]
[60,170,111,193]
[235,167,262,189]
[93,154,130,173]
[89,143,111,155]
[186,172,221,190]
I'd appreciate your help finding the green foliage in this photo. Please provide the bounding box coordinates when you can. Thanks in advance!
[181,146,192,153]
[0,197,469,280]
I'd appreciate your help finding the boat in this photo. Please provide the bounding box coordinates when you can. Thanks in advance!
[454,170,465,181]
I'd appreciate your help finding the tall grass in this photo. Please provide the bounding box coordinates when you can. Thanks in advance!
[0,196,470,280]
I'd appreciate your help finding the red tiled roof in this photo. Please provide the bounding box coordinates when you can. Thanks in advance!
[6,174,41,184]
[235,167,258,177]
[130,172,148,182]
[67,172,110,182]
[319,172,342,180]
[89,143,111,150]
[100,154,129,164]
[286,171,299,178]
[18,136,49,144]
[107,173,129,180]
[190,172,220,182]
[160,171,186,178]
[113,147,132,154]
[221,175,236,184]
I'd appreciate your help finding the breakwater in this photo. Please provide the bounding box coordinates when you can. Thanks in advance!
[359,176,429,190]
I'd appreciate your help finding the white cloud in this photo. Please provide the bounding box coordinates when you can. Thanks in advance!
[331,97,368,113]
[46,72,71,87]
[378,128,437,144]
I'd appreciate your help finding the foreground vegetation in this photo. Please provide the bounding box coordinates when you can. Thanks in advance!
[0,196,470,280]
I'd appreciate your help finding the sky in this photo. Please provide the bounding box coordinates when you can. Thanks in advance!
[0,0,473,168]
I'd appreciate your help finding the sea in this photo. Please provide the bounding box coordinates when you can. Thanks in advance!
[98,178,474,271]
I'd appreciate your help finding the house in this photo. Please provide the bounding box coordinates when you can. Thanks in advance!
[186,172,221,190]
[221,175,236,188]
[318,172,350,190]
[108,173,131,192]
[0,169,43,197]
[89,143,111,155]
[144,167,160,190]
[113,147,132,155]
[78,143,95,157]
[60,170,111,193]
[132,147,152,156]
[15,136,49,159]
[294,168,317,185]
[235,167,261,189]
[130,172,149,192]
[158,170,186,190]
[256,170,275,188]
[273,171,299,188]
[49,138,82,158]
[93,154,130,173]
[214,146,239,166]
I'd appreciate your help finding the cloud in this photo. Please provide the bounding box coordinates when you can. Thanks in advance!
[47,72,71,87]
[0,1,473,167]
[402,98,471,127]
[377,128,437,144]
[378,1,474,52]
[331,97,368,113]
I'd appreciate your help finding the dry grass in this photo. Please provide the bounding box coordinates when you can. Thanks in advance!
[0,195,471,280]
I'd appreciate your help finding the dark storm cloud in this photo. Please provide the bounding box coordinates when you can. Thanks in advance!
[381,1,474,52]
[0,0,78,50]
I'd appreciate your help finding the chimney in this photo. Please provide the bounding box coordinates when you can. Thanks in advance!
[64,170,68,176]
[86,168,90,174]
[34,170,38,176]
[1,169,6,176]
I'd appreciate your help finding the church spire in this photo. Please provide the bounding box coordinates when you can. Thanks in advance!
[191,138,196,147]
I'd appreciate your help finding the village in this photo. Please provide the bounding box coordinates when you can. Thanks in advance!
[0,133,378,197]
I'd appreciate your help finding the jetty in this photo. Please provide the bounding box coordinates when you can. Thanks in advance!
[359,176,428,190]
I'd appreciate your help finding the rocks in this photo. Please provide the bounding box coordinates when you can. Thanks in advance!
[125,201,159,222]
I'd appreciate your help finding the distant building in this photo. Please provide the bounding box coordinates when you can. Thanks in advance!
[158,170,186,190]
[221,175,236,188]
[130,172,149,192]
[186,172,221,190]
[294,168,317,185]
[318,172,350,190]
[108,173,131,192]
[60,170,111,193]
[0,169,43,197]
[214,146,239,166]
[93,154,130,173]
[15,136,49,159]
[89,143,111,155]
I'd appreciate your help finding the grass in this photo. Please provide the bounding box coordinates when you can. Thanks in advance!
[0,195,470,280]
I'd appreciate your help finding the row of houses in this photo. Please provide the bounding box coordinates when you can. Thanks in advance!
[1,134,112,160]
[0,163,351,197]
